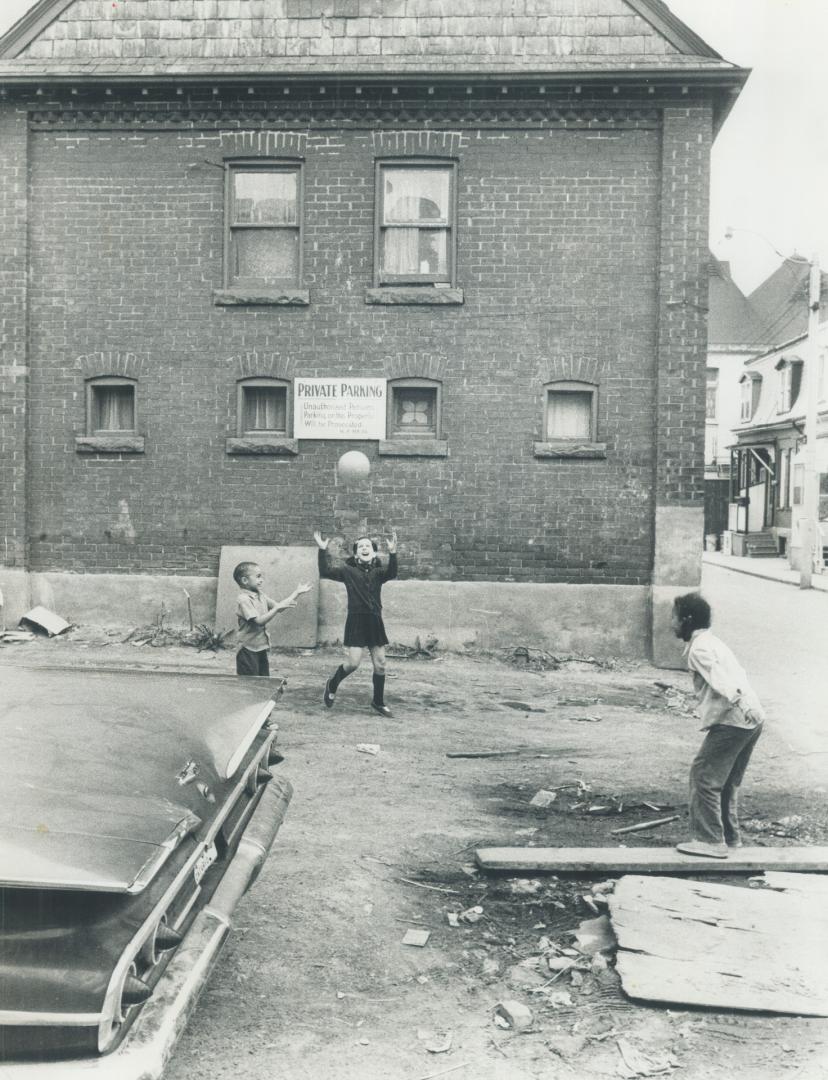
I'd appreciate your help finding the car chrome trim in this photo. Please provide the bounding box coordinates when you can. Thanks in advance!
[98,733,276,1051]
[0,1011,101,1027]
[127,813,202,895]
[223,701,274,780]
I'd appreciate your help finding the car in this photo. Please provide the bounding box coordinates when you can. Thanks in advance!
[0,665,292,1078]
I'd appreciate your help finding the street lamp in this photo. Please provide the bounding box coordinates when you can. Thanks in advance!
[722,227,823,588]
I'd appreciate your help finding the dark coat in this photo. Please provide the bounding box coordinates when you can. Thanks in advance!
[318,550,397,615]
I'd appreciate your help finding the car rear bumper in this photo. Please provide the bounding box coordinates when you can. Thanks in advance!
[0,775,293,1080]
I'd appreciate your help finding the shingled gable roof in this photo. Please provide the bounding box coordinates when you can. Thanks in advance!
[707,257,765,352]
[0,0,744,83]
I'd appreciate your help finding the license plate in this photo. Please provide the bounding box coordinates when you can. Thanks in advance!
[193,843,217,885]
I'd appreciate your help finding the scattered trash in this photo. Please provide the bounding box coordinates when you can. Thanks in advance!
[447,912,460,927]
[616,1037,679,1078]
[20,606,70,637]
[611,815,680,836]
[546,989,573,1008]
[417,1030,453,1055]
[402,929,431,947]
[500,700,546,712]
[581,894,601,915]
[509,879,542,895]
[641,801,662,813]
[529,789,557,808]
[492,1000,534,1031]
[387,635,438,659]
[481,957,501,977]
[0,630,35,643]
[356,743,380,756]
[459,905,485,924]
[572,714,603,723]
[446,750,521,759]
[547,956,576,972]
[574,915,617,956]
[547,1033,587,1059]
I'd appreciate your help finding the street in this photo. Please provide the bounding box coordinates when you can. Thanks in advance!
[701,562,828,769]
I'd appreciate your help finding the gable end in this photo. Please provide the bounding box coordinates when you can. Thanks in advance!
[0,0,76,59]
[623,0,722,58]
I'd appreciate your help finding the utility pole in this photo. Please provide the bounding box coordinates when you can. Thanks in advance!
[799,254,823,589]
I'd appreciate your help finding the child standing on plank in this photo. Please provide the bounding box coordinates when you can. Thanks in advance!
[671,592,765,858]
[233,561,312,677]
[314,530,398,717]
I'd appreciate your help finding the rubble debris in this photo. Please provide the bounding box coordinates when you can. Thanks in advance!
[356,743,380,756]
[492,1000,534,1031]
[616,1037,679,1078]
[402,929,431,947]
[417,1029,453,1055]
[572,714,602,723]
[20,606,70,637]
[529,789,557,808]
[459,905,485,924]
[446,912,460,927]
[611,815,680,836]
[0,630,36,643]
[574,915,617,956]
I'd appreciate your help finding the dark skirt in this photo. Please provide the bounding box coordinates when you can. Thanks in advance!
[343,612,389,648]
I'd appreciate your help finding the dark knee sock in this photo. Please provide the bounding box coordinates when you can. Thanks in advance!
[329,664,350,691]
[372,673,385,706]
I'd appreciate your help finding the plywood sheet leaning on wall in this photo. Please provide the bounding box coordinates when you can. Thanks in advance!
[609,874,828,1017]
[216,546,319,649]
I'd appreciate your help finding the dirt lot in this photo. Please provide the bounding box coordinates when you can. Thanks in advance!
[4,629,828,1080]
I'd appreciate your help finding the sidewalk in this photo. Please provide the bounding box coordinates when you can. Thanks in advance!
[703,550,828,592]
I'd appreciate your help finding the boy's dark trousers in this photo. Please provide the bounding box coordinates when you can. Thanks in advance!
[236,647,270,677]
[689,723,762,845]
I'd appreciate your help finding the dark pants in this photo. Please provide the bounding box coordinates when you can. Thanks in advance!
[236,647,270,677]
[689,723,762,845]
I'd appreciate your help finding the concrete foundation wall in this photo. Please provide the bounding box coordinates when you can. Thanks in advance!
[2,570,649,659]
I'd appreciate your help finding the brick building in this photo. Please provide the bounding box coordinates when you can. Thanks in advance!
[0,0,746,663]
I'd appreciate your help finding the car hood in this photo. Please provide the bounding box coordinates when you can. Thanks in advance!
[0,666,277,891]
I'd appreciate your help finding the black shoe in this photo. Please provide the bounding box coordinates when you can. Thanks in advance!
[371,702,393,718]
[323,678,336,708]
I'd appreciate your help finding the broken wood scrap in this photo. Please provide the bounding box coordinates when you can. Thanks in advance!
[474,846,828,874]
[610,874,828,1016]
[611,815,679,836]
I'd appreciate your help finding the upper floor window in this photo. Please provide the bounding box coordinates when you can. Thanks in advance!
[226,162,302,288]
[545,381,597,442]
[237,378,290,437]
[87,377,136,435]
[387,378,441,439]
[776,357,802,414]
[375,162,455,286]
[706,368,718,420]
[739,373,761,422]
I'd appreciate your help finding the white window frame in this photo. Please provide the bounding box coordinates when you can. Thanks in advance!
[374,160,457,287]
[224,160,303,289]
[544,380,598,443]
[387,378,442,439]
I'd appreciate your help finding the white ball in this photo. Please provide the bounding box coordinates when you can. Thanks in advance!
[337,450,371,483]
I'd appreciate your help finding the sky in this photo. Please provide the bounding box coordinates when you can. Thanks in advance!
[0,0,825,294]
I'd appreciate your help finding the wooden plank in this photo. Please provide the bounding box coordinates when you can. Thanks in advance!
[474,846,828,874]
[610,875,828,1017]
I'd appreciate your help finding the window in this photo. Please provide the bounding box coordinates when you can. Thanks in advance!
[776,357,803,413]
[545,382,597,442]
[706,368,718,420]
[740,373,761,422]
[237,378,289,436]
[87,377,136,434]
[376,162,455,286]
[226,163,302,288]
[388,379,441,439]
[793,463,804,506]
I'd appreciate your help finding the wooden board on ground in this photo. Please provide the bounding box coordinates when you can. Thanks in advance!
[610,874,828,1016]
[216,546,319,649]
[474,846,828,874]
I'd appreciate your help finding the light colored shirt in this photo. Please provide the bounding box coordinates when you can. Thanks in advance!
[685,628,765,730]
[236,589,273,652]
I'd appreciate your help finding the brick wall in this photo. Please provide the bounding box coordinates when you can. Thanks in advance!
[0,105,29,568]
[9,88,712,587]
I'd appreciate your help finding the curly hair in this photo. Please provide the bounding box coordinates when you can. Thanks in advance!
[672,592,712,640]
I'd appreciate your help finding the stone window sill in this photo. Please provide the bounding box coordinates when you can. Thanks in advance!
[365,287,464,306]
[378,438,448,458]
[76,435,145,454]
[226,436,299,456]
[213,287,310,307]
[533,441,607,460]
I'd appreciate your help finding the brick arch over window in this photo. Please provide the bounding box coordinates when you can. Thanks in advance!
[74,351,149,379]
[536,356,605,386]
[228,352,295,382]
[382,354,448,381]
